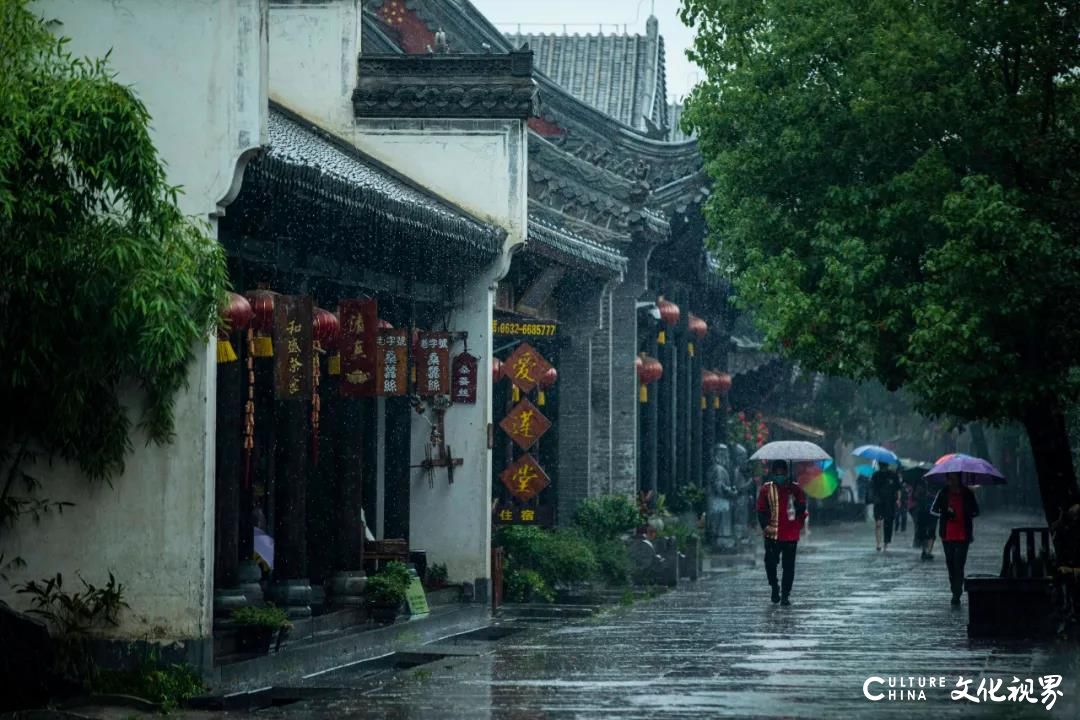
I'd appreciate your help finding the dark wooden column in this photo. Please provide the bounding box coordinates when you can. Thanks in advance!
[271,397,312,618]
[690,346,703,490]
[213,336,247,620]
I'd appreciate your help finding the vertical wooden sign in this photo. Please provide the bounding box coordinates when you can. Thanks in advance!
[415,332,451,396]
[450,352,478,404]
[338,299,378,396]
[376,328,409,396]
[273,295,313,400]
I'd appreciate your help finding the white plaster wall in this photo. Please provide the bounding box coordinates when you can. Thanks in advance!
[1,0,269,641]
[268,0,359,129]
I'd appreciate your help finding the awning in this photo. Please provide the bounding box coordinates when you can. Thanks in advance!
[526,213,627,276]
[228,104,506,282]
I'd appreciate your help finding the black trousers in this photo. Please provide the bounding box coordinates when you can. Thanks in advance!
[764,539,798,596]
[943,541,969,597]
[874,504,895,545]
[894,508,907,532]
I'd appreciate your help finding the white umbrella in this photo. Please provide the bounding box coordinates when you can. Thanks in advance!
[750,440,831,462]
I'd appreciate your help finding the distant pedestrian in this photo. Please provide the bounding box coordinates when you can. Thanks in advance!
[756,460,808,606]
[910,476,936,559]
[893,481,908,534]
[870,463,901,551]
[931,473,980,606]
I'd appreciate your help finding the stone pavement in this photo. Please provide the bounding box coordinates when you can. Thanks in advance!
[153,512,1080,719]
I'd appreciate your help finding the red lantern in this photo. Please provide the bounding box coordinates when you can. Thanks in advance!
[657,297,681,327]
[217,292,255,364]
[688,313,707,340]
[492,357,504,383]
[637,354,663,403]
[538,366,557,389]
[716,371,733,395]
[245,289,277,333]
[312,307,340,351]
[701,370,720,395]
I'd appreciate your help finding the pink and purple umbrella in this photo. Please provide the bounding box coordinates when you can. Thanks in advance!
[925,454,1006,486]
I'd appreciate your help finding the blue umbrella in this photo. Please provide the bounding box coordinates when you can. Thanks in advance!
[852,445,899,465]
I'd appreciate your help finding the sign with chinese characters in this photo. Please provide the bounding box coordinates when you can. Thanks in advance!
[493,318,558,338]
[415,332,450,396]
[376,329,409,396]
[503,342,552,393]
[498,398,551,451]
[273,295,313,400]
[492,501,555,528]
[499,452,550,502]
[450,352,478,404]
[338,299,378,396]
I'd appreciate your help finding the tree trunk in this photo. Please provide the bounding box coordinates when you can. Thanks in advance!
[1021,405,1080,545]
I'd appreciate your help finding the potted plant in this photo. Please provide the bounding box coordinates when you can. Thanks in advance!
[425,562,449,590]
[230,605,291,654]
[364,562,410,624]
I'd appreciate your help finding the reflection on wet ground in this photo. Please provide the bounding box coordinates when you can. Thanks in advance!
[189,513,1079,719]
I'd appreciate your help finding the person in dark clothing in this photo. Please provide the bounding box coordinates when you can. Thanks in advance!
[909,475,936,559]
[931,473,980,606]
[870,463,901,551]
[894,481,908,533]
[756,460,808,606]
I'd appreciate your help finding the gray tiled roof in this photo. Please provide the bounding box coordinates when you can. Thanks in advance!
[505,16,668,134]
[668,102,695,143]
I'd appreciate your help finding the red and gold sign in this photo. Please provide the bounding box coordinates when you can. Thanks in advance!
[492,501,555,527]
[498,398,551,451]
[376,328,408,396]
[502,342,552,393]
[500,453,550,502]
[273,295,313,400]
[415,332,451,396]
[339,299,378,396]
[451,352,478,404]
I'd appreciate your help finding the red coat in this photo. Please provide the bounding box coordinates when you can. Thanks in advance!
[756,481,808,542]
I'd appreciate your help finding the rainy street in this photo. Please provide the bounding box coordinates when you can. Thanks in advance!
[144,511,1069,720]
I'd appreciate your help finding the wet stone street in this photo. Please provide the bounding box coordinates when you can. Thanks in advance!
[188,512,1076,720]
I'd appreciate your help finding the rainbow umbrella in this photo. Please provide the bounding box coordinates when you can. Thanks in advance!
[797,459,841,499]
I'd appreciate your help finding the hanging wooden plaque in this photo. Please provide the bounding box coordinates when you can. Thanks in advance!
[415,331,451,396]
[503,341,552,393]
[450,352,478,404]
[376,328,409,396]
[273,295,313,400]
[338,299,378,397]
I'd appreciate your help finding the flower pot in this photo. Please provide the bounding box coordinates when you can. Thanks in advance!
[235,625,275,654]
[367,602,401,624]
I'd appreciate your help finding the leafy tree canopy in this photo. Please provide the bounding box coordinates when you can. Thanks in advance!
[0,0,227,525]
[681,0,1080,517]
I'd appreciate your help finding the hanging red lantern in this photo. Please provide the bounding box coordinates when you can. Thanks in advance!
[688,313,708,340]
[657,297,681,327]
[701,370,720,395]
[716,371,733,395]
[537,366,557,406]
[492,357,504,383]
[217,292,254,363]
[636,353,663,403]
[312,307,341,351]
[245,289,278,357]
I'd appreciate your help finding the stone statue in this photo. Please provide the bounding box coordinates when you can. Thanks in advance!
[732,444,753,541]
[706,443,737,545]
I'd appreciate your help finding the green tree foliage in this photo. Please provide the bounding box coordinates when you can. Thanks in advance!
[681,0,1080,525]
[0,0,227,527]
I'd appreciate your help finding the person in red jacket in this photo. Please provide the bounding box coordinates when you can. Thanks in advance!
[756,460,808,606]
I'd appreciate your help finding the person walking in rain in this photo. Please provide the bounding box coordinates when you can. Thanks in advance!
[910,474,937,560]
[870,462,901,551]
[931,473,980,606]
[756,460,808,606]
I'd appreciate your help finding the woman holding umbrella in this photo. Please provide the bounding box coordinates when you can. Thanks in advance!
[926,455,1002,605]
[931,474,980,606]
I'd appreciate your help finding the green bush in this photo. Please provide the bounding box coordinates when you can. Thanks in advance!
[504,568,555,603]
[96,662,204,713]
[230,605,290,629]
[668,483,707,516]
[364,561,411,607]
[658,517,700,552]
[572,494,641,542]
[495,526,597,589]
[591,538,630,586]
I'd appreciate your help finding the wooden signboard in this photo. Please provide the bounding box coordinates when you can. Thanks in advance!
[404,570,430,616]
[492,501,555,528]
[376,328,409,396]
[498,398,551,451]
[502,341,552,393]
[338,299,378,396]
[450,352,478,405]
[273,295,313,400]
[415,331,451,396]
[499,452,551,502]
